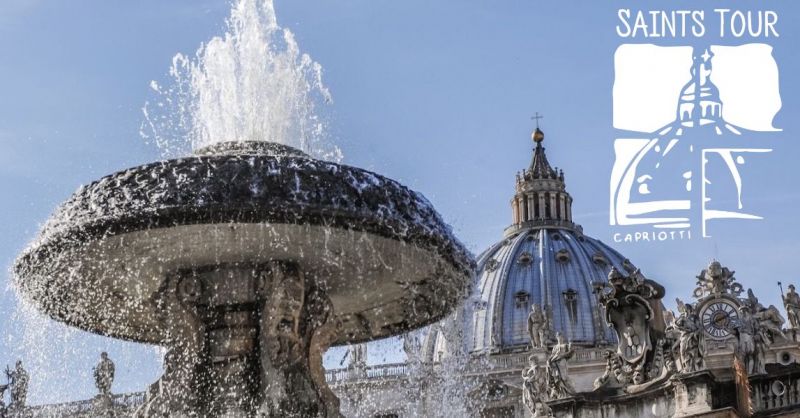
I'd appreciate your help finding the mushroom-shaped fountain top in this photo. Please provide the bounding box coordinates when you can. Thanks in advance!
[14,141,474,346]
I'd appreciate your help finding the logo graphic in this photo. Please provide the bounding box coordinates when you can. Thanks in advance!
[610,44,780,239]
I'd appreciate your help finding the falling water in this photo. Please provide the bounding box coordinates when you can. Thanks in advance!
[3,286,163,405]
[141,0,341,161]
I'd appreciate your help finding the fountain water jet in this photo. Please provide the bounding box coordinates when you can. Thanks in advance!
[15,1,472,415]
[142,0,339,161]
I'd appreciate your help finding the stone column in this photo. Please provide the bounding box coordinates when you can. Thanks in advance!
[527,194,535,221]
[538,194,546,220]
[521,195,529,222]
[565,197,572,222]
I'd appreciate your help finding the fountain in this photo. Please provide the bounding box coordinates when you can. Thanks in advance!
[13,140,472,416]
[12,1,473,416]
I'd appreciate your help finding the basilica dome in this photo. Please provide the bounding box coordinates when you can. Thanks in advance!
[466,127,632,353]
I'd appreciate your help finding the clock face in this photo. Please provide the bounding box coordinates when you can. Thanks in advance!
[700,300,740,339]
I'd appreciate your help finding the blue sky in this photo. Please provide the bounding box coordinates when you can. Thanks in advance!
[1,0,799,405]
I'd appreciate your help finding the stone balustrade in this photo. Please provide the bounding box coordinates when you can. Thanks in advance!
[751,369,800,414]
[326,363,409,384]
[325,347,608,385]
[29,392,145,417]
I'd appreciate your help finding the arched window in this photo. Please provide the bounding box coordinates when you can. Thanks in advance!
[514,291,529,309]
[563,288,578,325]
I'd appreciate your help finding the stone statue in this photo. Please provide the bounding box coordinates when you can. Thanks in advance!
[157,276,206,415]
[593,267,675,394]
[402,332,422,364]
[349,343,368,368]
[545,333,575,399]
[735,305,766,375]
[256,263,341,418]
[663,309,676,328]
[694,260,742,298]
[527,303,546,349]
[744,287,786,342]
[673,299,705,373]
[93,352,115,397]
[522,356,552,417]
[258,265,311,416]
[593,349,626,389]
[754,305,787,340]
[6,360,29,410]
[784,284,800,329]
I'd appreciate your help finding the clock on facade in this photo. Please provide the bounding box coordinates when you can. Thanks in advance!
[700,299,740,339]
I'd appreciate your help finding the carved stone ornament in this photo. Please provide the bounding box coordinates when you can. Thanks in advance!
[733,291,785,377]
[693,260,742,299]
[136,261,343,418]
[522,356,553,417]
[592,267,675,393]
[671,299,706,373]
[546,333,575,399]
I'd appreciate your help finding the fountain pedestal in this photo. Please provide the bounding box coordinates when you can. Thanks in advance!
[158,261,342,417]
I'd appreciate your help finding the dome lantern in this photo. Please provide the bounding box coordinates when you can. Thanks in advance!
[509,118,575,235]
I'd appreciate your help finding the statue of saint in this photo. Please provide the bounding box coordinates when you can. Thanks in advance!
[527,304,546,348]
[673,299,705,373]
[545,333,575,399]
[402,333,422,364]
[735,306,765,375]
[742,287,786,343]
[522,356,551,417]
[349,343,368,367]
[93,352,115,397]
[784,284,800,329]
[6,360,29,409]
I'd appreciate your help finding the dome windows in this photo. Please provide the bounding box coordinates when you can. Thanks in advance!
[485,259,499,272]
[555,249,571,263]
[514,291,530,309]
[518,252,533,265]
[563,288,579,325]
[592,253,608,267]
[622,259,636,272]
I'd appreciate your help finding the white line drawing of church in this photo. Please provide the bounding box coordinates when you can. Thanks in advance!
[610,45,775,234]
[668,47,741,136]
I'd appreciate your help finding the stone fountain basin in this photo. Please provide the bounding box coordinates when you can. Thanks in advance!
[14,144,473,345]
